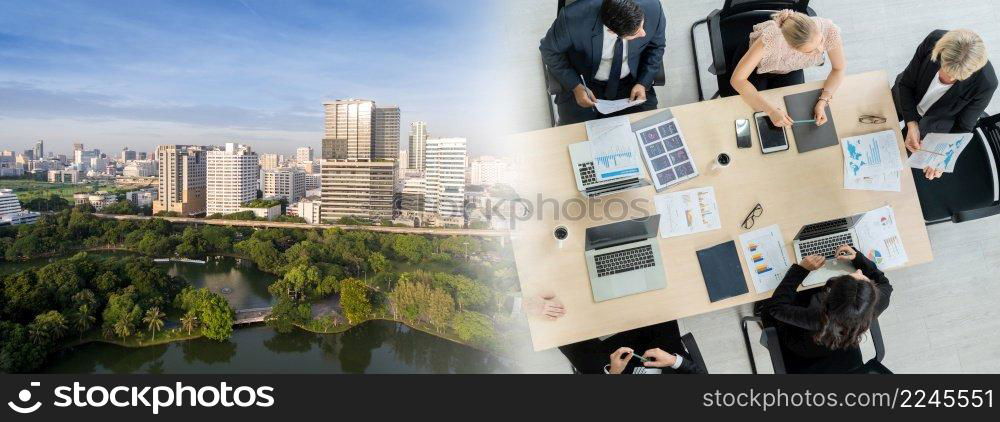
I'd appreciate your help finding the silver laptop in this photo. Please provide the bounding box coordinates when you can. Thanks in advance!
[585,215,667,302]
[569,141,649,197]
[791,213,865,286]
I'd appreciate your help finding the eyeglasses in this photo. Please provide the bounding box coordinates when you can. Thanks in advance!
[859,115,887,125]
[742,203,763,230]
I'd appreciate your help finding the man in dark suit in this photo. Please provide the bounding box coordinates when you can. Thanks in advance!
[893,29,998,180]
[558,321,707,374]
[540,0,666,126]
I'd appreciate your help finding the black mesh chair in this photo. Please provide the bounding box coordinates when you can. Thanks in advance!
[914,113,1000,224]
[543,0,666,127]
[690,0,815,101]
[740,315,890,374]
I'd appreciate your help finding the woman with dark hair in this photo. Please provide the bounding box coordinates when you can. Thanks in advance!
[762,245,892,373]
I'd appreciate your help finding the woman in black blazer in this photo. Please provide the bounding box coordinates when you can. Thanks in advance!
[761,246,892,373]
[893,29,998,180]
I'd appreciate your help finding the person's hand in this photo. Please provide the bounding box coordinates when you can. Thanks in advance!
[923,166,945,180]
[813,101,828,126]
[641,348,677,368]
[608,347,634,374]
[767,106,793,128]
[524,295,566,320]
[573,84,597,108]
[835,245,857,261]
[904,122,922,153]
[629,84,647,102]
[799,255,825,271]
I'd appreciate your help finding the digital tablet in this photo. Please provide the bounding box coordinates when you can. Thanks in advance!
[754,111,790,154]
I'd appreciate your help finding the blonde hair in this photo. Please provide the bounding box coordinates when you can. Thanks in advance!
[772,9,817,48]
[932,29,988,81]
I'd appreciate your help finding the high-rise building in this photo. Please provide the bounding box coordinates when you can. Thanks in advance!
[469,156,510,186]
[398,150,409,172]
[120,148,137,162]
[0,189,39,226]
[206,143,258,216]
[74,149,100,167]
[262,168,306,202]
[319,160,395,222]
[34,140,43,161]
[408,121,428,172]
[154,145,207,216]
[73,143,84,153]
[373,106,400,161]
[123,160,158,177]
[322,99,375,160]
[424,138,467,219]
[296,147,314,163]
[259,153,282,170]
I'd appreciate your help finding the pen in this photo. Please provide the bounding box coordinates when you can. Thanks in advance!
[580,75,598,113]
[792,119,816,125]
[917,148,945,156]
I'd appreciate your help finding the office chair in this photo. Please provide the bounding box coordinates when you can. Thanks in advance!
[914,112,1000,224]
[689,0,815,101]
[740,315,889,374]
[542,0,667,127]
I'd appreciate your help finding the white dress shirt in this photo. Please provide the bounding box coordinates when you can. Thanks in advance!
[917,71,956,116]
[594,26,630,81]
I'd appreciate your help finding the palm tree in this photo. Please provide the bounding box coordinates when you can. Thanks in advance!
[113,318,134,341]
[180,312,199,336]
[28,325,49,345]
[143,307,166,341]
[75,304,96,340]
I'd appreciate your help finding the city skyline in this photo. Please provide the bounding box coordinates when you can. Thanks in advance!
[0,0,508,157]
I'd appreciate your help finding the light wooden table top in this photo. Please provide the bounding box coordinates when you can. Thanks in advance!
[510,71,933,351]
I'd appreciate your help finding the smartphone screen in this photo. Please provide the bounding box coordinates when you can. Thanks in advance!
[755,113,788,151]
[735,119,751,148]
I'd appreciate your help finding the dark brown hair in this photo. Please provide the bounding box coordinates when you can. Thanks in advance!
[813,275,880,350]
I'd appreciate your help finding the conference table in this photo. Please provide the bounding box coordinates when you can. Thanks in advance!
[510,71,934,351]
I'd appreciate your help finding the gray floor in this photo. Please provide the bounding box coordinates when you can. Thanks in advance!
[502,0,1000,374]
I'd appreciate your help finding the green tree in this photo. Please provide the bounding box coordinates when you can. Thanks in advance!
[28,311,68,345]
[339,278,371,325]
[452,311,496,347]
[368,252,389,276]
[427,288,455,332]
[266,298,311,333]
[113,317,134,340]
[175,287,234,341]
[73,304,96,340]
[143,306,165,341]
[0,321,48,373]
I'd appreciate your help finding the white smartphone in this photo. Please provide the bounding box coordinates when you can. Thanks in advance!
[754,111,789,154]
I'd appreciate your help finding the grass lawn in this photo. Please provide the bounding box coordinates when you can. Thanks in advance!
[0,178,106,202]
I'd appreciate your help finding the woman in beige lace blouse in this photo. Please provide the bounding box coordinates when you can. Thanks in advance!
[730,10,846,128]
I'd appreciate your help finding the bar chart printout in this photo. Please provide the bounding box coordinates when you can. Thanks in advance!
[738,224,792,293]
[586,116,642,181]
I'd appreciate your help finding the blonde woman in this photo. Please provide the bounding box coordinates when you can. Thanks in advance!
[893,29,997,180]
[729,10,846,128]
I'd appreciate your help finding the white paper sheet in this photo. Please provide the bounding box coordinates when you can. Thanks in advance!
[907,132,974,173]
[738,224,792,294]
[841,130,903,178]
[854,205,908,269]
[585,116,641,181]
[844,170,901,192]
[595,98,646,115]
[654,187,721,238]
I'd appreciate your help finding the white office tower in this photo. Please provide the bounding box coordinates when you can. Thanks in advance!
[259,153,282,170]
[123,159,158,177]
[323,99,375,160]
[34,140,43,161]
[398,150,409,172]
[0,189,39,226]
[469,156,510,186]
[408,121,428,172]
[262,168,306,202]
[206,143,259,215]
[424,138,467,219]
[296,147,314,163]
[295,196,322,224]
[374,106,400,161]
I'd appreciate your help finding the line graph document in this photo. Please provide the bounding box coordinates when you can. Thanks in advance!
[654,187,721,238]
[738,224,792,294]
[841,130,903,178]
[586,116,641,181]
[907,132,974,173]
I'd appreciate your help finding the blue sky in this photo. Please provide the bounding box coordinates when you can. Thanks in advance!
[0,0,506,157]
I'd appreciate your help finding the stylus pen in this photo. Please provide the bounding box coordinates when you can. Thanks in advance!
[631,354,650,363]
[917,148,945,156]
[580,75,598,113]
[792,119,816,125]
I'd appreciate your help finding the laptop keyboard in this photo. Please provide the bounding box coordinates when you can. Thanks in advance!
[595,245,655,277]
[579,162,597,186]
[800,233,855,259]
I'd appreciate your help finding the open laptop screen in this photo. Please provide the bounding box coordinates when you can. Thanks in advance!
[585,215,660,250]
